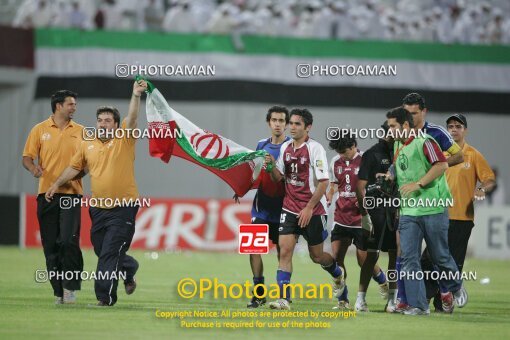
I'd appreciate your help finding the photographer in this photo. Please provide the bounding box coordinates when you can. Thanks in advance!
[355,121,398,313]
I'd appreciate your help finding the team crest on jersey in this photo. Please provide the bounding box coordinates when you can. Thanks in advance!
[464,162,471,169]
[355,167,359,175]
[398,154,409,171]
[41,133,51,141]
[301,157,307,164]
[337,166,342,174]
[286,153,291,161]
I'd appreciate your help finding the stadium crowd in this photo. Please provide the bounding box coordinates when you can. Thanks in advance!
[10,0,510,45]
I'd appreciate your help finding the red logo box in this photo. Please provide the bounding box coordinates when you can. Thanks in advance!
[238,224,269,254]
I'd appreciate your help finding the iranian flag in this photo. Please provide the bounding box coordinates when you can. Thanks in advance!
[145,81,267,197]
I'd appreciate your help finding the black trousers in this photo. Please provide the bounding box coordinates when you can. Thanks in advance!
[421,220,475,299]
[90,206,139,306]
[36,194,84,296]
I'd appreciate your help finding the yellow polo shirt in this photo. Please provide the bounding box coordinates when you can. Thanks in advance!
[446,143,495,221]
[70,120,138,208]
[23,116,84,195]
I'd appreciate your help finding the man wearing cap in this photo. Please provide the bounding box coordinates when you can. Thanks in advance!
[421,114,496,311]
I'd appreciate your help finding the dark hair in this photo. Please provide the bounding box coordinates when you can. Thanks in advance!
[289,108,313,127]
[386,106,414,128]
[51,90,77,113]
[266,106,289,124]
[402,92,426,110]
[96,106,120,125]
[380,120,390,133]
[329,134,357,153]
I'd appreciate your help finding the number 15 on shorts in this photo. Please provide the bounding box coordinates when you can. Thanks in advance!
[238,224,269,254]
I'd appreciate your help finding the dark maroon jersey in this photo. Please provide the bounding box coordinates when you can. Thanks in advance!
[329,152,362,228]
[276,137,329,216]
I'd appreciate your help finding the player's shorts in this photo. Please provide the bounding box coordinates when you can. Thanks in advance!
[331,223,365,250]
[251,217,280,245]
[365,208,397,252]
[278,210,328,246]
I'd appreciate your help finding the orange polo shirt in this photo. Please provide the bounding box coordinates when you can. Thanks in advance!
[446,143,495,221]
[23,116,84,195]
[70,120,138,208]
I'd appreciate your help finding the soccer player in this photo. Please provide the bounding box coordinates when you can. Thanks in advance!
[387,107,465,315]
[355,122,398,313]
[22,90,84,304]
[45,79,148,306]
[395,92,465,310]
[247,106,290,308]
[402,93,464,167]
[264,109,345,310]
[327,135,388,310]
[422,114,496,311]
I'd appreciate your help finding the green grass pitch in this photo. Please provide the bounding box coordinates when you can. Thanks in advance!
[0,246,509,339]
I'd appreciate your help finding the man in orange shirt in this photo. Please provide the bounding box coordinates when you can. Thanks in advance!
[46,80,147,306]
[22,90,85,304]
[422,113,496,311]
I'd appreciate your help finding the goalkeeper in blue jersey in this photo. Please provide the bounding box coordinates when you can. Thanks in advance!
[247,106,290,308]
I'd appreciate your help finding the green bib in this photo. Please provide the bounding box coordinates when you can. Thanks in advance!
[395,135,452,216]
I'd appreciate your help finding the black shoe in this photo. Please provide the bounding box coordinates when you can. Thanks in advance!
[247,296,266,308]
[124,277,137,295]
[433,292,444,313]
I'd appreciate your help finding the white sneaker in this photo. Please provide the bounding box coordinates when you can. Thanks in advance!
[332,268,346,298]
[63,289,76,304]
[268,299,291,310]
[379,281,389,299]
[454,285,468,308]
[403,307,430,316]
[385,297,397,313]
[355,299,369,312]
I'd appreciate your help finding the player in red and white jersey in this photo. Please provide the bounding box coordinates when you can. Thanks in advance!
[327,136,388,310]
[264,109,345,310]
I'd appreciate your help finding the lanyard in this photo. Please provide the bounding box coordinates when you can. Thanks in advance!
[393,143,405,163]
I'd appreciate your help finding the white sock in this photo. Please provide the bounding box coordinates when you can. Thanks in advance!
[356,292,366,302]
[388,289,396,303]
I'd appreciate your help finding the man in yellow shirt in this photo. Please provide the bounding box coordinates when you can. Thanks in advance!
[46,79,148,306]
[445,114,495,271]
[22,90,84,304]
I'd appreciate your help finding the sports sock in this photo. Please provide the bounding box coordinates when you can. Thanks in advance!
[373,270,387,285]
[253,276,265,297]
[356,291,366,302]
[321,262,342,278]
[276,270,292,300]
[338,285,349,302]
